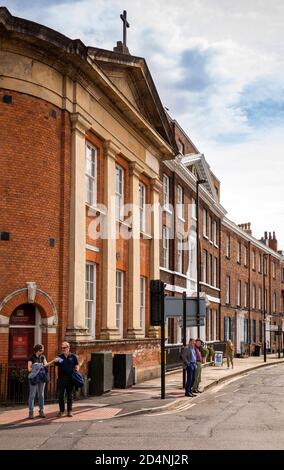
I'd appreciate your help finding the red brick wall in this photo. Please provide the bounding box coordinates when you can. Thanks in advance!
[0,89,71,359]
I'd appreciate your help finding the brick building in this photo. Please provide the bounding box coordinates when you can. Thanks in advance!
[0,7,178,384]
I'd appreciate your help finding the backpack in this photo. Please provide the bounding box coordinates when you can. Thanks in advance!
[72,371,84,388]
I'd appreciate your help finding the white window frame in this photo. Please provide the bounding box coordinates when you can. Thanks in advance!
[116,270,124,335]
[191,198,197,220]
[140,277,146,330]
[177,184,184,220]
[258,287,262,310]
[139,182,146,232]
[252,250,256,270]
[237,280,241,307]
[213,257,217,287]
[244,245,247,266]
[85,142,97,206]
[208,215,212,241]
[258,254,262,273]
[163,174,170,209]
[163,226,170,269]
[85,262,96,337]
[203,250,207,283]
[115,165,124,221]
[244,282,248,308]
[213,220,218,245]
[226,234,230,258]
[226,276,230,304]
[203,209,208,237]
[252,285,256,309]
[177,234,183,273]
[237,242,241,263]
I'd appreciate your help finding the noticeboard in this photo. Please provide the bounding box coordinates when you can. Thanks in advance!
[214,351,223,367]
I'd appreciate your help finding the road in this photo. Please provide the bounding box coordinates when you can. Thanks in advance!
[1,363,284,450]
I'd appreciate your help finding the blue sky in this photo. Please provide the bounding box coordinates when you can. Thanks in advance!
[3,0,284,249]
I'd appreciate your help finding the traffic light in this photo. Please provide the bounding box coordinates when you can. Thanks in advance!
[150,280,165,326]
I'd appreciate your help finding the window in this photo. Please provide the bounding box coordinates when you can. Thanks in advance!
[226,276,230,304]
[244,282,248,308]
[140,277,146,330]
[264,289,268,311]
[178,141,184,155]
[163,226,170,269]
[252,285,256,309]
[226,234,230,258]
[208,254,212,285]
[264,256,268,275]
[258,287,262,310]
[252,250,256,270]
[139,182,146,232]
[213,220,218,245]
[163,174,170,209]
[224,317,230,341]
[208,215,212,241]
[282,267,284,282]
[115,165,124,220]
[191,198,197,219]
[272,262,276,279]
[258,254,262,273]
[244,245,248,266]
[213,257,218,287]
[252,320,256,343]
[116,271,124,334]
[237,280,241,307]
[85,143,97,205]
[177,235,183,273]
[203,209,208,237]
[273,292,277,312]
[259,320,263,342]
[85,263,96,336]
[203,250,207,283]
[237,242,241,263]
[177,185,184,220]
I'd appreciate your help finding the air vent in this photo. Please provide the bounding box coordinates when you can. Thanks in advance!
[0,232,10,241]
[3,95,12,104]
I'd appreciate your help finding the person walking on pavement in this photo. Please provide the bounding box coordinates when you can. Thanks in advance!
[182,338,197,397]
[27,344,56,419]
[55,341,79,417]
[226,340,234,369]
[192,339,203,393]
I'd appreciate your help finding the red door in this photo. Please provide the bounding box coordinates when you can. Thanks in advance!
[9,304,36,368]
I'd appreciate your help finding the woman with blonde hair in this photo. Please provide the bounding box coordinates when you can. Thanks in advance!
[226,340,234,369]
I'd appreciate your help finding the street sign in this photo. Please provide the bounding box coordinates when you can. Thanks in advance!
[165,297,206,318]
[178,318,205,327]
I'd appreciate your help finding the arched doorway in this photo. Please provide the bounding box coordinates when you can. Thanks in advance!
[9,304,42,367]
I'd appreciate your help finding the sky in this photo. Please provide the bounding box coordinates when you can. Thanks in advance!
[3,0,284,250]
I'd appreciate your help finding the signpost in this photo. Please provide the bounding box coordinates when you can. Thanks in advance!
[150,280,207,399]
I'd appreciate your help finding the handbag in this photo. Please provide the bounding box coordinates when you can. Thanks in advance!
[71,370,84,388]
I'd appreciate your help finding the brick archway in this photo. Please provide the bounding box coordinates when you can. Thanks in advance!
[0,286,58,324]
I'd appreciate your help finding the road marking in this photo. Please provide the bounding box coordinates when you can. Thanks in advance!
[152,402,196,416]
[233,388,240,393]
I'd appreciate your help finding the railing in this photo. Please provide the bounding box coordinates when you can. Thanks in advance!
[0,364,58,405]
[165,344,183,370]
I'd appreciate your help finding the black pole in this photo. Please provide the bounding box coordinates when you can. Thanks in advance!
[263,255,267,363]
[196,181,201,338]
[161,289,165,399]
[278,326,281,359]
[182,291,187,388]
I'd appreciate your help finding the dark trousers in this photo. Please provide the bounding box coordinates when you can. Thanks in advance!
[185,363,196,395]
[58,377,73,412]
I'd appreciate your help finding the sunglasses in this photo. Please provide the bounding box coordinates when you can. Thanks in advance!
[61,346,69,349]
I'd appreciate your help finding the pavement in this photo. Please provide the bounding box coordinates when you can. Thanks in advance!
[1,354,284,427]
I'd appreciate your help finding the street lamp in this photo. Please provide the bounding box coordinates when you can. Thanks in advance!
[196,178,207,338]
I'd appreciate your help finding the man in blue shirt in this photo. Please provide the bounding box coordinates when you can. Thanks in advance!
[55,341,79,417]
[181,338,197,397]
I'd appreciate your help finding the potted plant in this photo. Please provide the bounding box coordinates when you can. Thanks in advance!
[201,347,209,363]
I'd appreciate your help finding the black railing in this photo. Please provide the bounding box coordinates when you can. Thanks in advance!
[165,344,183,370]
[0,364,58,405]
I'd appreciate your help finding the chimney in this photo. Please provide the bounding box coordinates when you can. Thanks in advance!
[238,222,252,236]
[269,231,278,252]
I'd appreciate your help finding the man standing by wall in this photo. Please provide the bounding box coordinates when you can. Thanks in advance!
[182,338,197,397]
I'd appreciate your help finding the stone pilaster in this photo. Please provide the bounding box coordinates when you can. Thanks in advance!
[66,113,92,342]
[127,162,144,339]
[100,140,121,340]
[148,177,163,339]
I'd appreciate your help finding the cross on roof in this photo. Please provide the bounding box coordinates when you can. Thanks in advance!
[120,10,130,47]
